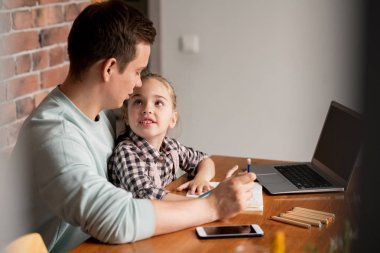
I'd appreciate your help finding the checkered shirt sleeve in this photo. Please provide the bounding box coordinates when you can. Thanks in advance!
[167,138,209,178]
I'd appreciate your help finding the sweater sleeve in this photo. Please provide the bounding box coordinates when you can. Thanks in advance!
[33,131,156,244]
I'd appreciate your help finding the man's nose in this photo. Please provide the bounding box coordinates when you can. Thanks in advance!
[135,78,142,88]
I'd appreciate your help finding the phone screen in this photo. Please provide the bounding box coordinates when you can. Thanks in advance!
[203,225,256,235]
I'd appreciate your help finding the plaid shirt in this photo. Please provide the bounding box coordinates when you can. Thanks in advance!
[107,131,208,200]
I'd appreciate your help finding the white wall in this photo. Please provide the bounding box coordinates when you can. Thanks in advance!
[150,0,363,161]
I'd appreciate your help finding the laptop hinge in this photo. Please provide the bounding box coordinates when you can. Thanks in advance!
[311,158,347,186]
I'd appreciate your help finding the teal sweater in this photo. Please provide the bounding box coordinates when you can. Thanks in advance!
[10,87,155,253]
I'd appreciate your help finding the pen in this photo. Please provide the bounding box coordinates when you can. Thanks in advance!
[247,158,251,173]
[198,189,214,198]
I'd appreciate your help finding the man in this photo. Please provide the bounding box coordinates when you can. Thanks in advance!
[10,1,256,252]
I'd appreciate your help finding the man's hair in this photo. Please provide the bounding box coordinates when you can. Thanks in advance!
[67,0,156,80]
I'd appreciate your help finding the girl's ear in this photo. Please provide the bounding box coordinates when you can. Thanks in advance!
[101,58,117,82]
[168,111,178,129]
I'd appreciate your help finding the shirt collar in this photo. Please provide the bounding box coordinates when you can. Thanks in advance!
[128,131,177,159]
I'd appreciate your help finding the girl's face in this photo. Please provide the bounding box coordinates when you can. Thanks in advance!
[127,77,177,149]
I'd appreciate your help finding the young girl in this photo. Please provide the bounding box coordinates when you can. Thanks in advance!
[107,73,215,201]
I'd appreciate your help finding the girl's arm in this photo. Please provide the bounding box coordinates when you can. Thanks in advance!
[176,157,216,195]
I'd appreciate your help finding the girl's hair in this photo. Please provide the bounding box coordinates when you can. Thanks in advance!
[117,73,178,143]
[140,73,177,110]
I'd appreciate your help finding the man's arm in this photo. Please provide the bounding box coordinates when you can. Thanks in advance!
[152,172,256,235]
[34,134,155,244]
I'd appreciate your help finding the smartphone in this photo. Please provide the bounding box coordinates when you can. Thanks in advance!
[195,224,264,239]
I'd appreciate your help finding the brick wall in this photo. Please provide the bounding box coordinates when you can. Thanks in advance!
[0,0,92,158]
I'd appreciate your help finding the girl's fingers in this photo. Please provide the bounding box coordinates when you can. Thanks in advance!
[176,181,190,191]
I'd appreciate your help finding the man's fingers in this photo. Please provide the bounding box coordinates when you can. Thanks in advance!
[225,165,239,178]
[247,172,256,181]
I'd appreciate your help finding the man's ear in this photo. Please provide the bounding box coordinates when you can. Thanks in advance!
[169,111,178,129]
[101,58,117,82]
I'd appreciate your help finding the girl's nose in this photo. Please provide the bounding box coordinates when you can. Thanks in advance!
[143,104,153,114]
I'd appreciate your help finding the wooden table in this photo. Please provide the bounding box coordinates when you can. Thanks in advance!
[70,155,358,253]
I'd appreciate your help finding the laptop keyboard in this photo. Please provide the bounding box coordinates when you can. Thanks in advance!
[274,164,332,189]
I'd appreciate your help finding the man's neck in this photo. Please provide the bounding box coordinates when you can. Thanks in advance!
[60,77,103,121]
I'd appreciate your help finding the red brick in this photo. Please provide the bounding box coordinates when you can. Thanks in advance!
[79,2,91,11]
[65,3,83,21]
[32,50,49,70]
[0,102,17,125]
[1,31,40,55]
[49,46,66,66]
[16,96,35,119]
[35,6,64,27]
[2,0,38,9]
[0,57,15,80]
[12,10,34,30]
[41,64,68,88]
[34,90,49,106]
[15,54,32,74]
[0,12,12,33]
[7,74,39,99]
[40,25,70,47]
[39,0,69,4]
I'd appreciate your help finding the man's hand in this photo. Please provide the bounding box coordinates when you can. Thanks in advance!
[207,171,256,220]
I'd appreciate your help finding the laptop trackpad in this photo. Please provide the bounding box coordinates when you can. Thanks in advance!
[258,174,287,184]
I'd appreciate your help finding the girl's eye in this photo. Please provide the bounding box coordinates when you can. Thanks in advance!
[155,100,165,107]
[132,99,143,105]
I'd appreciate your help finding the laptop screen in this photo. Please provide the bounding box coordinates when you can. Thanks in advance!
[313,101,362,181]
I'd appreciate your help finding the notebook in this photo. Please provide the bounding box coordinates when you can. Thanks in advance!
[254,100,362,195]
[186,181,263,211]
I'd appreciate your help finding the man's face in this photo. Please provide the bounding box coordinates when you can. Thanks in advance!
[107,42,151,109]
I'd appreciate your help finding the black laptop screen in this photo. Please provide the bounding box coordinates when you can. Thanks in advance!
[313,102,362,181]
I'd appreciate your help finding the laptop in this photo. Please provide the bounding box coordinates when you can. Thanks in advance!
[254,101,362,195]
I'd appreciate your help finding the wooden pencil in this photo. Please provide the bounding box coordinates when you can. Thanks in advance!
[287,210,333,224]
[271,216,311,229]
[293,207,335,218]
[280,213,322,227]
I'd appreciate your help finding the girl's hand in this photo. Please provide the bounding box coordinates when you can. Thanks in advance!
[176,179,213,195]
[175,164,241,195]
